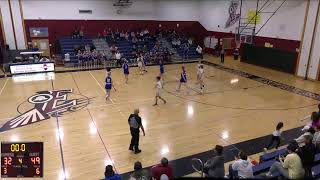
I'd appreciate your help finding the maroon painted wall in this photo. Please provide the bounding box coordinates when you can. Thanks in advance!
[206,31,300,53]
[24,19,207,53]
[24,19,299,57]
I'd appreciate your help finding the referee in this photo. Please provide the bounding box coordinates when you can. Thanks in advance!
[128,108,145,154]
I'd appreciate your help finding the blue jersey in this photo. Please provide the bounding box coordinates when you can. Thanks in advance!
[160,63,164,74]
[105,76,112,90]
[180,71,187,83]
[123,64,129,74]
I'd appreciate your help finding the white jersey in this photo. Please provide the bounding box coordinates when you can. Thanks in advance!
[199,69,204,81]
[156,81,162,96]
[137,58,142,67]
[197,63,203,75]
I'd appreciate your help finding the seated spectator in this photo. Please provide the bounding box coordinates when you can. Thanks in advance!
[98,33,102,39]
[129,161,150,180]
[120,31,125,38]
[204,145,224,178]
[295,127,315,147]
[79,29,84,39]
[103,29,107,38]
[266,143,305,179]
[151,158,173,180]
[301,112,320,130]
[115,29,120,39]
[229,151,254,179]
[144,28,149,36]
[125,31,129,41]
[104,165,121,180]
[110,45,118,53]
[188,38,193,45]
[132,36,138,45]
[313,125,320,151]
[131,31,135,37]
[298,134,316,178]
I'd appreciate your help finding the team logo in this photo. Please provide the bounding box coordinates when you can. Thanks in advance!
[0,89,90,132]
[225,0,240,28]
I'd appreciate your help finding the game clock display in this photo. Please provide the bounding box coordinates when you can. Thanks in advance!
[1,142,43,178]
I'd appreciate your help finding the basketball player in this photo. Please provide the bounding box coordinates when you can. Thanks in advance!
[154,76,166,106]
[159,60,164,85]
[123,60,129,83]
[198,65,205,94]
[176,66,189,93]
[196,60,203,84]
[105,72,116,100]
[137,55,143,75]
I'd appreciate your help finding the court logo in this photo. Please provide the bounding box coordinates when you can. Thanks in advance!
[225,0,240,28]
[0,89,90,132]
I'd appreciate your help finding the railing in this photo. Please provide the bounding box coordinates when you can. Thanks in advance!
[191,158,204,178]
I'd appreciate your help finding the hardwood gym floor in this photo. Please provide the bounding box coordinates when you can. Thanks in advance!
[0,55,319,179]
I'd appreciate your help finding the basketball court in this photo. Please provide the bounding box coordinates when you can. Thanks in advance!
[0,55,319,179]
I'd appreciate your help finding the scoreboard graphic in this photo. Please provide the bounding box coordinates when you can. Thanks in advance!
[1,142,43,178]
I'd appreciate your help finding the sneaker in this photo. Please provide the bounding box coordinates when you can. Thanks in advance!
[134,150,142,154]
[153,103,158,106]
[163,100,167,104]
[129,147,134,151]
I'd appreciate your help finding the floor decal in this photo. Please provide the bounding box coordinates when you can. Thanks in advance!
[0,89,90,132]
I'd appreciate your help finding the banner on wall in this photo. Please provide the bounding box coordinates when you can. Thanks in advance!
[204,37,218,48]
[246,10,261,24]
[225,0,241,28]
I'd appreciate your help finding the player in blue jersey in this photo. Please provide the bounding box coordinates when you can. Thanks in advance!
[176,66,189,93]
[122,59,129,83]
[105,72,116,100]
[159,60,164,86]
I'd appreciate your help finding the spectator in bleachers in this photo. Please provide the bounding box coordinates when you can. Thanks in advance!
[103,29,107,38]
[295,127,315,147]
[313,125,320,151]
[151,157,173,180]
[204,145,224,178]
[298,134,316,178]
[266,143,305,179]
[79,29,84,39]
[129,161,150,180]
[229,151,254,178]
[72,29,79,39]
[115,29,120,40]
[132,36,138,45]
[125,31,129,41]
[120,31,125,39]
[131,31,135,38]
[188,38,193,45]
[301,112,320,131]
[144,28,149,36]
[264,122,284,152]
[110,45,118,58]
[104,165,121,180]
[98,33,102,39]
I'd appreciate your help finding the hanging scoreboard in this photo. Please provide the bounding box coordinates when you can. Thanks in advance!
[1,142,43,178]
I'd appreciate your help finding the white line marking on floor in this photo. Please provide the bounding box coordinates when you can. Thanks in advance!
[0,78,9,96]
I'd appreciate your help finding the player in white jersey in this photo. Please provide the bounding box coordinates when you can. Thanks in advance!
[153,76,166,106]
[137,56,144,75]
[196,60,203,84]
[198,65,205,94]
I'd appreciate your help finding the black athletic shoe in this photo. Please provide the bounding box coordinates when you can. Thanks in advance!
[129,146,134,151]
[134,150,142,154]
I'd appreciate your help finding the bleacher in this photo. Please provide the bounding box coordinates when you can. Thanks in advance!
[177,44,201,59]
[252,148,320,178]
[59,37,93,65]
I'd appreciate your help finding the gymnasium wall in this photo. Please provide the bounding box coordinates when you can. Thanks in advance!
[199,0,306,52]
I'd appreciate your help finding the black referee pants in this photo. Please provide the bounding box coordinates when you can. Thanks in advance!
[130,128,140,151]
